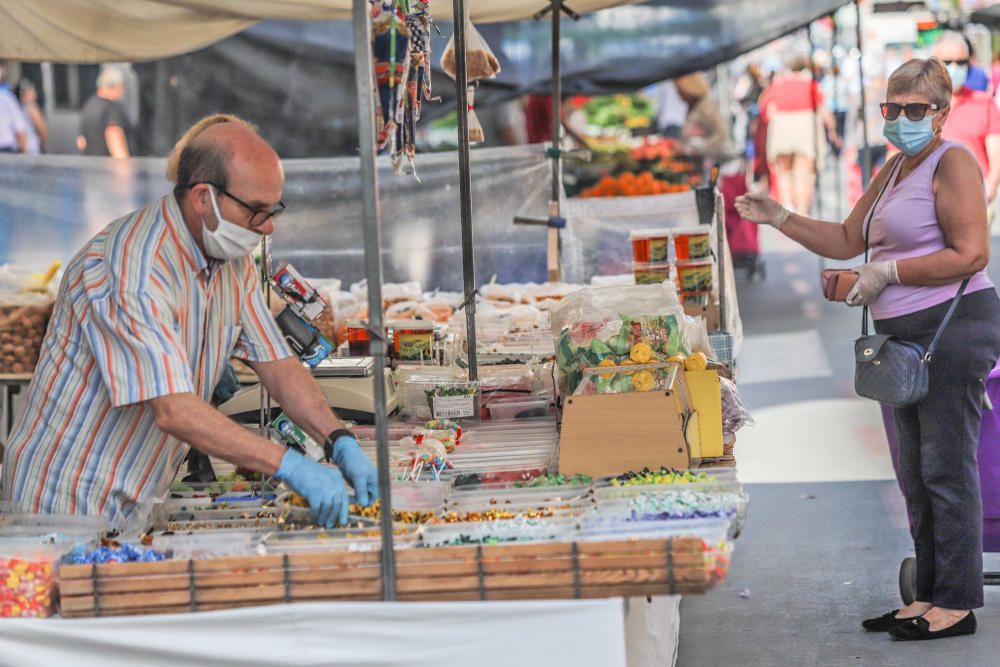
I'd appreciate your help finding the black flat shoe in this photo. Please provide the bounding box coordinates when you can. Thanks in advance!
[889,611,977,641]
[862,610,917,632]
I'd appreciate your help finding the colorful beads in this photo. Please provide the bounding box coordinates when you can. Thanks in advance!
[0,558,55,618]
[514,474,593,488]
[65,542,167,565]
[609,467,717,486]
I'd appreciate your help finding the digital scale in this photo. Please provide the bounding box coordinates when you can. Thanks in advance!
[220,357,398,425]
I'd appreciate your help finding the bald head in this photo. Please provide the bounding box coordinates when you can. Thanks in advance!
[173,119,282,203]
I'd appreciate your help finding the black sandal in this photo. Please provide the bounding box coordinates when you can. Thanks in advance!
[862,610,916,632]
[889,611,977,641]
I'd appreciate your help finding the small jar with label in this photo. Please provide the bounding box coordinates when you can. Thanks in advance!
[393,320,436,361]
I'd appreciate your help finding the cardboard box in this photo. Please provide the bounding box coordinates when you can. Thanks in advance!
[559,370,696,476]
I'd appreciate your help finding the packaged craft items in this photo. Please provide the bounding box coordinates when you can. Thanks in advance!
[275,306,334,367]
[574,362,680,396]
[271,413,325,462]
[441,17,501,80]
[630,229,671,263]
[371,1,434,174]
[271,264,327,321]
[550,283,689,395]
[0,546,57,617]
[398,432,454,481]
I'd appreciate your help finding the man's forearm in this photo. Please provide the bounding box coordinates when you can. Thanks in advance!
[251,357,345,445]
[150,392,286,474]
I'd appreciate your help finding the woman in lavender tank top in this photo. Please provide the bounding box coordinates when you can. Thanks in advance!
[736,58,1000,641]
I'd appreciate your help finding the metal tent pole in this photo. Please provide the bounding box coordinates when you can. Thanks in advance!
[855,0,872,186]
[451,0,479,383]
[832,14,845,221]
[807,24,823,222]
[352,0,396,601]
[548,0,563,282]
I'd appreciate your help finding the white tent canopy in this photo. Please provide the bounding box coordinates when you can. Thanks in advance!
[0,0,635,63]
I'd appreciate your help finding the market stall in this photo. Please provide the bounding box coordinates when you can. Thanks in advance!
[1,1,750,665]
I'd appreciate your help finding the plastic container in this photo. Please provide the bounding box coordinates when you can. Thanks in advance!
[0,540,63,617]
[264,528,419,554]
[346,319,371,356]
[392,320,436,361]
[151,530,262,560]
[390,480,451,510]
[672,227,713,260]
[420,517,576,547]
[630,228,671,263]
[681,290,711,308]
[485,396,550,421]
[675,260,714,292]
[632,262,672,286]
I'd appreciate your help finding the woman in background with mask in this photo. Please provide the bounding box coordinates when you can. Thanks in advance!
[735,58,999,642]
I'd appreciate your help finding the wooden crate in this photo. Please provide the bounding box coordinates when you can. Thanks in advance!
[58,538,721,618]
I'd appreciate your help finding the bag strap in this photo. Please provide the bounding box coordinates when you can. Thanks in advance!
[861,156,904,336]
[924,278,970,362]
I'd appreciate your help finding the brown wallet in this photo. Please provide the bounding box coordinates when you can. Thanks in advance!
[820,269,859,302]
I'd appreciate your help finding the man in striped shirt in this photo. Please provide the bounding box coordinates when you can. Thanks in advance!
[1,121,377,529]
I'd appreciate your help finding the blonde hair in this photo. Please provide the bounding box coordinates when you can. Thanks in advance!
[165,114,257,183]
[886,58,952,109]
[674,73,709,102]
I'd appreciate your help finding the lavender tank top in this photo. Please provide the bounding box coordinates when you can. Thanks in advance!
[868,140,994,320]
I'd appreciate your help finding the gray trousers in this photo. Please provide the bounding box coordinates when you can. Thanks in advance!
[875,288,1000,609]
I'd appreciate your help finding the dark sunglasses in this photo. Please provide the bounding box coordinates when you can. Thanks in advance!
[879,102,941,121]
[188,181,285,228]
[941,59,969,67]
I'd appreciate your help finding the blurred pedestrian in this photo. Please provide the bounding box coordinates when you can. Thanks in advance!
[675,72,733,161]
[14,79,46,155]
[737,58,997,641]
[0,64,28,153]
[933,32,1000,206]
[758,54,836,215]
[77,66,130,158]
[654,80,688,138]
[821,64,849,157]
[964,36,990,93]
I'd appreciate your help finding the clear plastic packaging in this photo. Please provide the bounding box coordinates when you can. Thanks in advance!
[720,377,754,433]
[671,226,713,260]
[0,540,62,617]
[485,396,551,420]
[420,517,576,547]
[441,19,501,81]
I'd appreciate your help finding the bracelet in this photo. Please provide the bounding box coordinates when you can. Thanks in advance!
[773,207,791,230]
[323,428,356,463]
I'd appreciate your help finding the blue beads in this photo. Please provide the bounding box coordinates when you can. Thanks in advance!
[66,543,166,565]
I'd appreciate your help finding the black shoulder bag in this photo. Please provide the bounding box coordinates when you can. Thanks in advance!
[854,157,968,408]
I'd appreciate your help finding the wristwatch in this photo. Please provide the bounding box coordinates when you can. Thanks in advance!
[323,428,356,463]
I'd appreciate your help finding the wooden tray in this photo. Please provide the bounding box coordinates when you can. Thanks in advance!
[58,537,725,618]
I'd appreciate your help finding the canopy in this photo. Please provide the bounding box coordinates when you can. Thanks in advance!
[0,0,636,63]
[971,4,1000,29]
[132,0,849,157]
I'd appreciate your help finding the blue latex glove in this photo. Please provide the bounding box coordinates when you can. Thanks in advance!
[275,449,349,528]
[332,435,379,507]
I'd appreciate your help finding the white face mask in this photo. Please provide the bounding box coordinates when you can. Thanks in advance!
[201,187,263,261]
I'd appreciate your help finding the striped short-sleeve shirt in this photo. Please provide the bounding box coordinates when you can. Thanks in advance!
[1,194,291,526]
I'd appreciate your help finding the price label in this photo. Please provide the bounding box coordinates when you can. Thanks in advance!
[433,395,475,419]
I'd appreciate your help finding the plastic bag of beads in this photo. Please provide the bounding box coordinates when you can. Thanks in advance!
[441,19,501,81]
[720,376,753,432]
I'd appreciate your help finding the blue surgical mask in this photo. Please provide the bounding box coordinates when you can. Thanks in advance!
[946,63,968,91]
[883,116,936,156]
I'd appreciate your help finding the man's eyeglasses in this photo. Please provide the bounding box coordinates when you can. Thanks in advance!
[189,181,285,228]
[879,102,941,122]
[941,59,969,67]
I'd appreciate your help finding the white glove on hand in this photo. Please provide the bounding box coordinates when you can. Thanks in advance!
[734,192,791,230]
[845,261,899,307]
